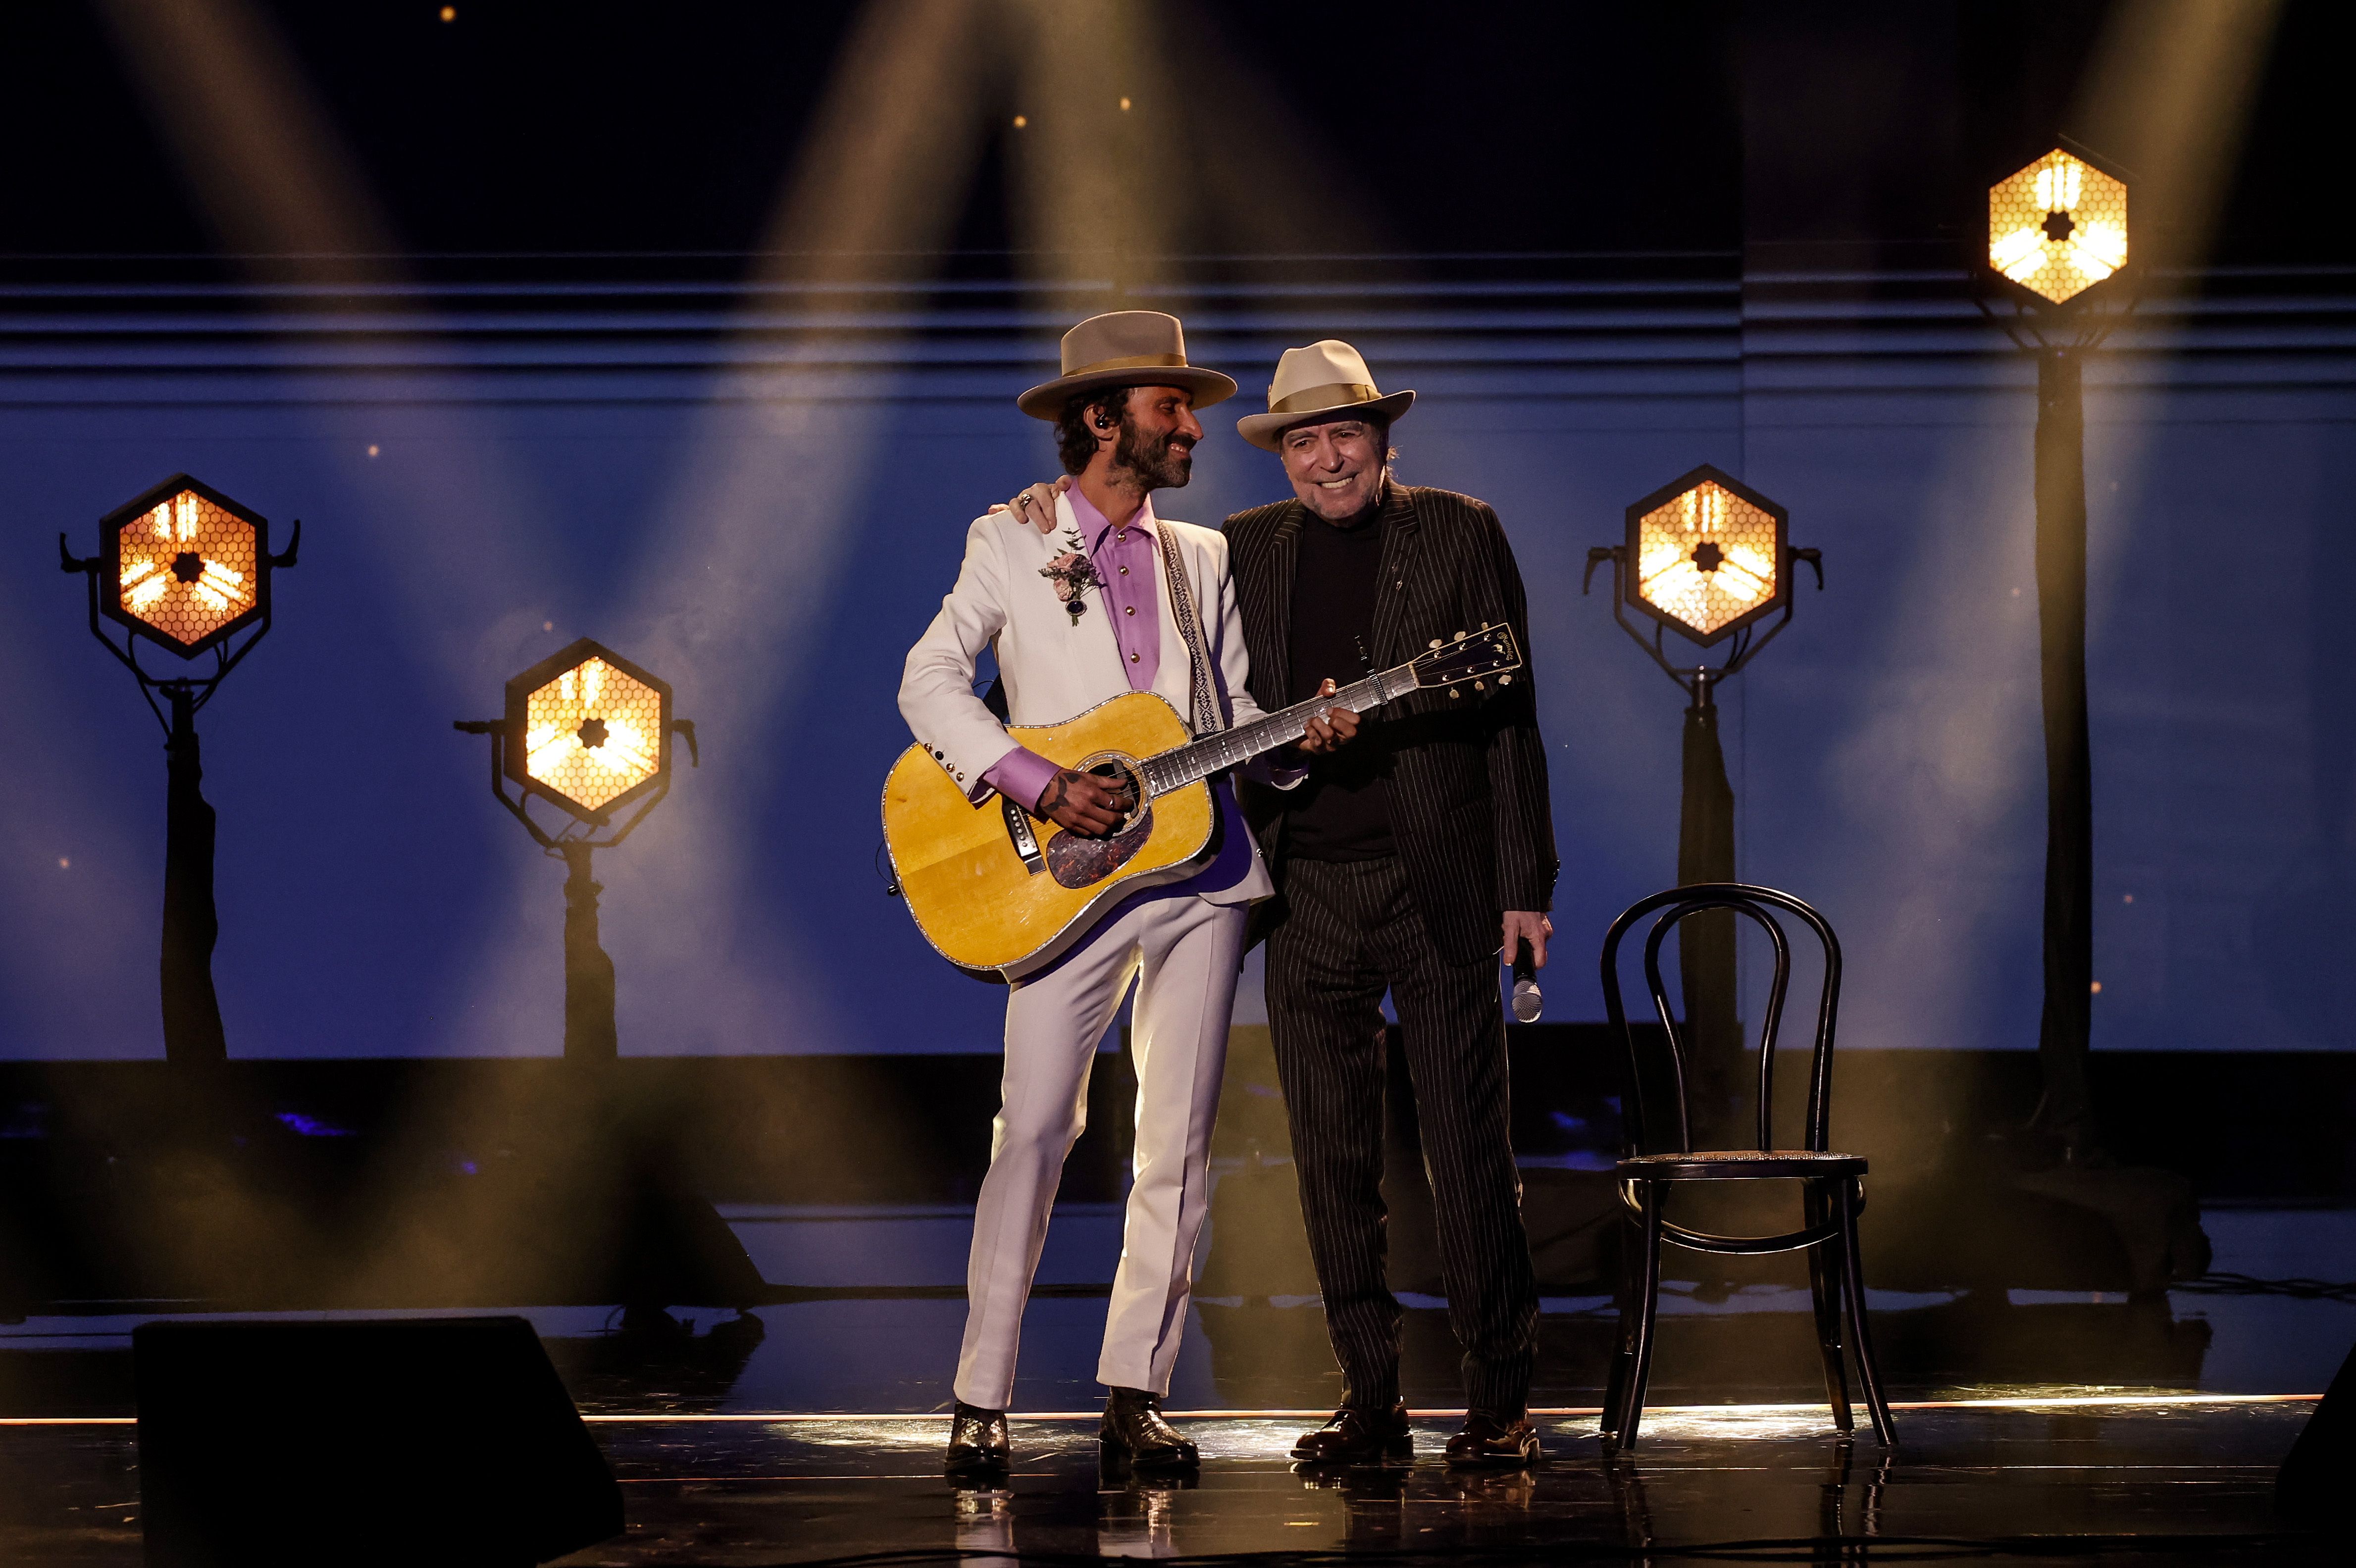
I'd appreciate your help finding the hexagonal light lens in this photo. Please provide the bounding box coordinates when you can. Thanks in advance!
[1625,466,1787,646]
[1988,148,2128,306]
[503,640,671,821]
[102,480,268,656]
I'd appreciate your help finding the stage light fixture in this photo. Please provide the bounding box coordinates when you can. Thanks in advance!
[1973,139,2137,1159]
[457,639,697,1062]
[505,644,672,824]
[1987,148,2129,308]
[104,484,268,655]
[60,474,301,1067]
[1625,469,1788,646]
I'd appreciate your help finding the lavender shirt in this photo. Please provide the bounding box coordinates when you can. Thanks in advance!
[980,489,1162,808]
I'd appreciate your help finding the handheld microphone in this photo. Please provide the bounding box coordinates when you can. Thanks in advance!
[1510,939,1543,1023]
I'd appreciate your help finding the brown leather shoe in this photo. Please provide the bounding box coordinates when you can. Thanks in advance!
[1290,1402,1413,1465]
[1444,1409,1539,1468]
[945,1401,1010,1474]
[1100,1386,1199,1471]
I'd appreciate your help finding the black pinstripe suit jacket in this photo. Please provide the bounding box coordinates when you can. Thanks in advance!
[1225,483,1559,966]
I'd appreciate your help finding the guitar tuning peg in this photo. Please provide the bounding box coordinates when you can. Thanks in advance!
[1474,680,1485,691]
[1454,630,1467,641]
[1448,687,1461,699]
[1499,673,1513,685]
[1429,639,1443,650]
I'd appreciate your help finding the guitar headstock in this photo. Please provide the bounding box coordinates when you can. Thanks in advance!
[1407,623,1522,688]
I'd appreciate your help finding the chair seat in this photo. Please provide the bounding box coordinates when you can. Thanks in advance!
[1618,1150,1867,1181]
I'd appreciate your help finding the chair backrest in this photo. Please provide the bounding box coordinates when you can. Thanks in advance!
[1598,883,1843,1157]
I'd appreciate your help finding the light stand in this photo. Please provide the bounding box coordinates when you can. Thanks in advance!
[1977,141,2137,1160]
[1587,465,1820,1138]
[454,640,761,1321]
[59,475,300,1066]
[454,639,697,1064]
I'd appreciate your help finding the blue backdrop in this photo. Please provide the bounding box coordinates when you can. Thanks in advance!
[2,266,2351,1057]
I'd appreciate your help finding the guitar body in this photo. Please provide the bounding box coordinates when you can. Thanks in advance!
[882,691,1218,976]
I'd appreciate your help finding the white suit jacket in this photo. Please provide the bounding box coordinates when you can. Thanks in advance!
[899,493,1277,907]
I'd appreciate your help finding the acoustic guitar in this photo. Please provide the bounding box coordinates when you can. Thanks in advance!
[882,623,1523,975]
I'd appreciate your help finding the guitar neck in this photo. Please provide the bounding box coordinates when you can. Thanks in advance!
[1140,664,1413,796]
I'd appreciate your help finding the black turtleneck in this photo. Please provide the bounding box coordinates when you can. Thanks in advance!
[1283,498,1396,862]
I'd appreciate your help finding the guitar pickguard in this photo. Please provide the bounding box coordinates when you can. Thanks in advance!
[1045,805,1155,889]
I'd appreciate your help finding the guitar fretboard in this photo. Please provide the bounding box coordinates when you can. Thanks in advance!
[1139,666,1410,796]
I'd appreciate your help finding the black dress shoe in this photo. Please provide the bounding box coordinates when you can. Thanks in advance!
[1100,1386,1199,1471]
[1290,1402,1413,1465]
[945,1401,1010,1473]
[1444,1409,1540,1468]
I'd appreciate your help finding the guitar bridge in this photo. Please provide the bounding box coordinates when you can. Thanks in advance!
[1001,795,1045,875]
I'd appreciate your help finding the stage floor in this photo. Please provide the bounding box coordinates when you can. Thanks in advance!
[0,1398,2335,1565]
[1,1205,2349,1562]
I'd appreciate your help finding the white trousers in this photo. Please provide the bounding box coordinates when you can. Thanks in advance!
[954,890,1246,1410]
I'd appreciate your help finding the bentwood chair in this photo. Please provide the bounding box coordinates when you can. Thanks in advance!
[1598,883,1895,1449]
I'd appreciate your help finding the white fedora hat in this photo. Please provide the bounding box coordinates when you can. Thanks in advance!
[1016,310,1237,420]
[1234,340,1415,451]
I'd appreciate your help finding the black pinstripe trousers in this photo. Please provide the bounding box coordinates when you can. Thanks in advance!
[1264,854,1539,1416]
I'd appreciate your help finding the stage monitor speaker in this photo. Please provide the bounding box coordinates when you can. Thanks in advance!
[135,1315,623,1568]
[2278,1334,2356,1522]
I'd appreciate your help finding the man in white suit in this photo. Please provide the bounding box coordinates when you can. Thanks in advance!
[900,310,1347,1475]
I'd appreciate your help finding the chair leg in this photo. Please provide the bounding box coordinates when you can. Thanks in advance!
[1616,1182,1666,1450]
[1835,1176,1897,1448]
[1803,1181,1853,1432]
[1601,1214,1636,1439]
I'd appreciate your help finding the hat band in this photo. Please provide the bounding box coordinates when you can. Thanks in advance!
[1270,381,1380,416]
[1065,351,1189,375]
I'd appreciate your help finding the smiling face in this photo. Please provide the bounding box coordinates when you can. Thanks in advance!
[1107,384,1203,491]
[1280,416,1387,522]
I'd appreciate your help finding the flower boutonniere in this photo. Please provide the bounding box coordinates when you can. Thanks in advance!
[1039,526,1105,624]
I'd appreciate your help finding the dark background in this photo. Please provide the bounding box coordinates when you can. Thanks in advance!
[3,1,2346,270]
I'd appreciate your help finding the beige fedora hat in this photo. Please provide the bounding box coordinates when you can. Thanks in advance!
[1235,340,1415,451]
[1016,310,1237,420]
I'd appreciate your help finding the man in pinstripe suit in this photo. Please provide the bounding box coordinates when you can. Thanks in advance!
[1228,342,1559,1468]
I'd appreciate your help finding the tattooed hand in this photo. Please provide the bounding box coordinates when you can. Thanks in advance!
[1037,767,1134,837]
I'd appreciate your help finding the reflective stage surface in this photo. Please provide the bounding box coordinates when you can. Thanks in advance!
[1,1206,2350,1563]
[0,1400,2337,1565]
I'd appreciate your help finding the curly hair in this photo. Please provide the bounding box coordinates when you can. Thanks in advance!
[1054,386,1136,475]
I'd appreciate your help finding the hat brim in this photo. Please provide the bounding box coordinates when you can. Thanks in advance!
[1236,389,1415,451]
[1017,365,1238,420]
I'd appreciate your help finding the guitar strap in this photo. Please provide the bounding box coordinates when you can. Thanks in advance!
[1156,528,1226,739]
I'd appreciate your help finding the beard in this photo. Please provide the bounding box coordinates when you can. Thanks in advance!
[1111,417,1194,491]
